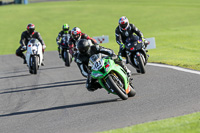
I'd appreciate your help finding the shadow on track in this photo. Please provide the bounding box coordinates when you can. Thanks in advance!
[0,66,65,76]
[0,98,120,117]
[39,66,66,71]
[0,74,30,80]
[0,79,86,94]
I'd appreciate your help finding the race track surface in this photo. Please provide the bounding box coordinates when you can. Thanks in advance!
[0,51,200,133]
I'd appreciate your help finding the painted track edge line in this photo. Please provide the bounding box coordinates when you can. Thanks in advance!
[147,63,200,75]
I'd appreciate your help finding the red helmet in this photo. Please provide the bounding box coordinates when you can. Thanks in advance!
[118,16,129,30]
[27,23,35,34]
[71,27,81,40]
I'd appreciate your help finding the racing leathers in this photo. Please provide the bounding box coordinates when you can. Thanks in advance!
[76,45,131,91]
[56,30,71,57]
[16,31,46,64]
[115,23,146,63]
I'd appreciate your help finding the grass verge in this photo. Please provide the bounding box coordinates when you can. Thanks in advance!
[0,0,200,70]
[100,112,200,133]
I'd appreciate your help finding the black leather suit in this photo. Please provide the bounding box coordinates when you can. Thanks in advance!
[16,31,45,60]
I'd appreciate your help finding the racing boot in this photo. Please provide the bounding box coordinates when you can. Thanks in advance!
[129,77,134,89]
[23,56,27,64]
[122,63,131,77]
[41,59,45,66]
[118,61,131,77]
[115,57,132,77]
[23,59,27,64]
[86,75,102,92]
[20,54,26,64]
[125,67,131,77]
[58,46,61,58]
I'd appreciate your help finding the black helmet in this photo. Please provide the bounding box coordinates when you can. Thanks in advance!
[27,23,35,34]
[77,39,90,54]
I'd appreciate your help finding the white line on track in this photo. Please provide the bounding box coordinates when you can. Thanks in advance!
[147,63,200,75]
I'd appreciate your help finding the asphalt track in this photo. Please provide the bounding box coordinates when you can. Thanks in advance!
[0,51,200,133]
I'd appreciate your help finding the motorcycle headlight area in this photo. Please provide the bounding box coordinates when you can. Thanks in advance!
[105,60,110,72]
[32,50,37,54]
[91,72,103,78]
[32,46,38,54]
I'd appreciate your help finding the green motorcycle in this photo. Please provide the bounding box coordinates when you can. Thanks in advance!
[88,54,136,100]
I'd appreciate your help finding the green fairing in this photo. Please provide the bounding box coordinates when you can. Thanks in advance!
[91,58,129,94]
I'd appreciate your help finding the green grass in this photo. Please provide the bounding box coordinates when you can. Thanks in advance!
[0,0,200,132]
[0,0,200,70]
[100,112,200,133]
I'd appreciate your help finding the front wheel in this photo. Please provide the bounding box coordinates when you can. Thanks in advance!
[64,50,72,67]
[106,74,128,100]
[137,55,145,74]
[31,56,38,74]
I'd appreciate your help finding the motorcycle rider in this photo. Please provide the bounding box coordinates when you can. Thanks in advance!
[69,27,98,62]
[76,39,132,92]
[16,23,46,65]
[69,27,98,49]
[56,24,71,58]
[115,16,148,64]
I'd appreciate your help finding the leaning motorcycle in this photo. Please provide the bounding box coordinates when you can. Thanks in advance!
[26,38,44,74]
[125,36,149,74]
[88,54,136,100]
[60,34,73,67]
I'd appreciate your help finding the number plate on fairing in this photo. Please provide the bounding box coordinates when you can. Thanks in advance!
[92,59,104,71]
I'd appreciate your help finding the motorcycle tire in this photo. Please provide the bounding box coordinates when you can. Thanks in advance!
[137,55,145,74]
[65,51,72,67]
[32,56,38,74]
[128,83,136,97]
[106,74,128,100]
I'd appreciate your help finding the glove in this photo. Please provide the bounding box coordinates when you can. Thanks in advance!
[43,44,46,50]
[22,45,26,50]
[118,55,123,61]
[57,42,60,46]
[139,37,145,42]
[120,43,125,50]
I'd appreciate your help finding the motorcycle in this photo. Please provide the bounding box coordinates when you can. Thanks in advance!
[26,38,44,74]
[60,34,73,67]
[88,54,136,100]
[125,36,149,74]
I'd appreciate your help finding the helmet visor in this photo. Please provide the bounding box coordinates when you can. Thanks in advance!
[28,29,34,34]
[78,46,90,54]
[120,23,128,29]
[72,34,80,40]
[79,49,87,54]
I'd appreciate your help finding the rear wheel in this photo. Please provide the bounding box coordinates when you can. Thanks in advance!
[106,74,128,100]
[128,83,136,97]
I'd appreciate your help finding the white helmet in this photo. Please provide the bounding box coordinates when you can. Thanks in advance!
[118,16,129,30]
